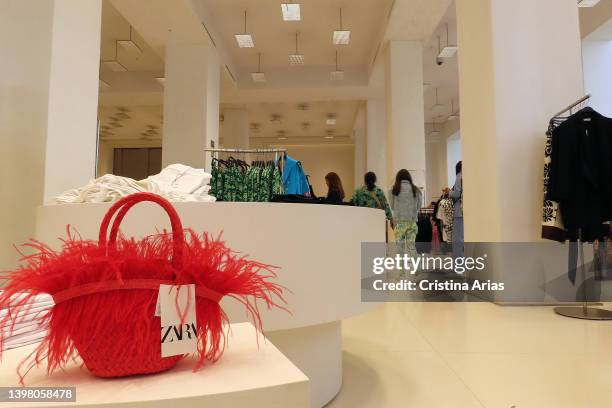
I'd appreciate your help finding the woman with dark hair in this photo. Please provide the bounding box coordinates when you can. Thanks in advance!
[324,172,345,204]
[350,172,392,220]
[389,169,422,255]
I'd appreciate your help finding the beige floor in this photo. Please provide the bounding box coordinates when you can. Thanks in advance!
[328,302,612,408]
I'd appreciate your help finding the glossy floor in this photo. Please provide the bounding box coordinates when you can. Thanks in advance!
[328,302,612,408]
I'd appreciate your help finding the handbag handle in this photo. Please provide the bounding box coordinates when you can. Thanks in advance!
[98,193,184,270]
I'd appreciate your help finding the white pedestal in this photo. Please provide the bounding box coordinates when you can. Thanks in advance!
[35,202,385,406]
[0,323,309,408]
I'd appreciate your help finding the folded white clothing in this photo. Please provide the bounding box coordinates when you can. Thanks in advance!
[2,321,47,338]
[0,319,42,333]
[146,164,212,194]
[0,306,50,323]
[192,185,211,195]
[54,174,148,204]
[4,337,45,351]
[0,292,53,305]
[3,330,47,349]
[53,164,214,204]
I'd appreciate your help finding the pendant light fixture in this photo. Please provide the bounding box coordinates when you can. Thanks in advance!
[102,40,127,72]
[251,53,266,82]
[281,1,301,21]
[333,8,350,45]
[289,32,304,65]
[117,26,142,54]
[431,88,446,113]
[235,10,255,48]
[437,23,457,58]
[447,99,459,121]
[331,50,344,80]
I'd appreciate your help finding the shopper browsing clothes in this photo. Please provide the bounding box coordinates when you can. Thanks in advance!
[350,172,393,221]
[389,169,422,257]
[444,161,464,259]
[324,172,345,204]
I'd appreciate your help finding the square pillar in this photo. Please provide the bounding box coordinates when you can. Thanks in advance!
[385,41,426,190]
[162,43,219,169]
[456,0,584,242]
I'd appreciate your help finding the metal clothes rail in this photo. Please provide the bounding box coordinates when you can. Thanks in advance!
[549,95,612,320]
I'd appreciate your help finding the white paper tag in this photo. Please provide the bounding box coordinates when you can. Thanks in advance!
[158,284,198,357]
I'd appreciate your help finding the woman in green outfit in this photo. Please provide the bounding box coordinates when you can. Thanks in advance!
[389,169,422,256]
[350,172,392,221]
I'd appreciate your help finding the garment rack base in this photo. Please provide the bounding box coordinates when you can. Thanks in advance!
[554,306,612,320]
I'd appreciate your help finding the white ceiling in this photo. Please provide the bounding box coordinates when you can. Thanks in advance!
[98,105,163,143]
[221,100,360,141]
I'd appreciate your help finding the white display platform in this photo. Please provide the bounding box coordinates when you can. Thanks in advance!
[35,202,385,407]
[0,323,309,408]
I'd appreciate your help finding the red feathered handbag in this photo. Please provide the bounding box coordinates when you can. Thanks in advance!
[0,192,285,383]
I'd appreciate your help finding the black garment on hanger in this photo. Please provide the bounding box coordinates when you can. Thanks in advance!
[546,108,612,242]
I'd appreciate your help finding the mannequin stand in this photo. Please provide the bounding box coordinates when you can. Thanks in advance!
[554,235,612,320]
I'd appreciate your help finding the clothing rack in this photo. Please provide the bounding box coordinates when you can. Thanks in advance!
[205,148,287,171]
[550,95,612,320]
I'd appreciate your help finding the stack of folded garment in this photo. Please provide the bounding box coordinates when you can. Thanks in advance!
[144,163,214,202]
[0,293,51,350]
[53,164,216,204]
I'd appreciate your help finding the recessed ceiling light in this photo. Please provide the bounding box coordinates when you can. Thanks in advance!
[578,0,600,6]
[235,34,254,48]
[326,118,337,125]
[333,8,350,45]
[117,26,142,53]
[155,77,165,85]
[324,136,334,140]
[281,3,301,21]
[289,54,304,65]
[103,60,127,72]
[278,137,288,140]
[235,11,255,48]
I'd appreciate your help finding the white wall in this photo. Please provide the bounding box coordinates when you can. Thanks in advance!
[285,145,355,199]
[446,131,462,186]
[0,1,53,270]
[582,38,612,117]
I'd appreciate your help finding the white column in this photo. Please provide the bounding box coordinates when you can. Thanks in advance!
[366,98,388,190]
[163,43,219,170]
[352,106,366,189]
[221,109,249,149]
[0,0,101,269]
[385,41,426,190]
[456,0,584,241]
[44,0,102,199]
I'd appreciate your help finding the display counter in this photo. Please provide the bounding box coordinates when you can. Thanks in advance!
[0,323,309,408]
[35,202,384,407]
